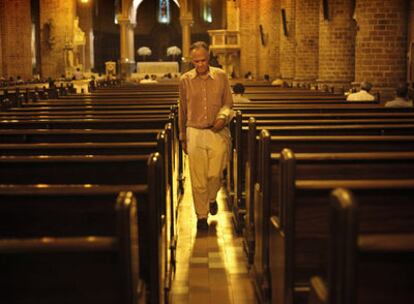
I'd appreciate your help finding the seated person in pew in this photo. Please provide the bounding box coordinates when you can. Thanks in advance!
[385,83,413,108]
[346,81,375,101]
[140,74,158,84]
[232,83,251,103]
[179,41,233,230]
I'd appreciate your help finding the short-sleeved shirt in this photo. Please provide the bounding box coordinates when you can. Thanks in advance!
[178,66,233,141]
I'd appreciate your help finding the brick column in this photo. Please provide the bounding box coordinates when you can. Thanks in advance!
[257,0,280,80]
[239,0,259,78]
[318,0,355,90]
[280,0,296,81]
[40,0,76,79]
[0,0,32,80]
[77,1,93,72]
[0,1,3,78]
[294,0,319,84]
[354,0,408,98]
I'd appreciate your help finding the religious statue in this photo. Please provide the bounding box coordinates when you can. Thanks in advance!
[73,17,86,46]
[72,17,86,70]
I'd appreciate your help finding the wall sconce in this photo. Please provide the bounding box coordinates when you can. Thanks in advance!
[281,9,288,36]
[259,25,265,46]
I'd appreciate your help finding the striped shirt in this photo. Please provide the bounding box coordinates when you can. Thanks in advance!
[178,66,233,141]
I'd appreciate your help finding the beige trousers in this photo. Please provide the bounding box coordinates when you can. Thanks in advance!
[187,127,230,218]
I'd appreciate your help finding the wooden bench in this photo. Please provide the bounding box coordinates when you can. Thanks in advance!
[0,128,161,143]
[0,152,167,303]
[307,188,414,304]
[231,116,414,234]
[0,188,145,304]
[260,146,414,304]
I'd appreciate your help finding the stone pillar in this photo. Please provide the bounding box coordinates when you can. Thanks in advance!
[226,0,239,31]
[77,1,94,72]
[239,0,259,78]
[280,0,296,81]
[408,0,414,84]
[354,0,408,99]
[180,14,194,72]
[0,0,32,80]
[318,0,355,91]
[118,16,135,79]
[0,1,3,78]
[40,0,76,79]
[294,0,319,84]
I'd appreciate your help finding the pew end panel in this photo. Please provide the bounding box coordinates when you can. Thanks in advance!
[0,190,145,304]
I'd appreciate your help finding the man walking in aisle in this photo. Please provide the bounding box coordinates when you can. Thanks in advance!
[178,41,233,230]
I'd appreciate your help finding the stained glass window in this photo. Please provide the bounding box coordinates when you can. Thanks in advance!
[202,0,212,23]
[158,0,170,24]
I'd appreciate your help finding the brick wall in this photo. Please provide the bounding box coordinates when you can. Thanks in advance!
[0,0,32,80]
[40,0,76,78]
[280,0,296,80]
[257,0,279,80]
[294,0,319,82]
[239,0,259,78]
[354,0,408,92]
[0,0,3,78]
[318,0,355,89]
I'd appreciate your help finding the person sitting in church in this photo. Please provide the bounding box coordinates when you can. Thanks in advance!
[244,71,253,80]
[16,76,24,84]
[232,83,251,103]
[140,74,158,84]
[272,78,286,87]
[384,83,413,108]
[346,81,375,101]
[73,68,84,80]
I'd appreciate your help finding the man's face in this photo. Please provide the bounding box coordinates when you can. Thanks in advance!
[191,48,210,75]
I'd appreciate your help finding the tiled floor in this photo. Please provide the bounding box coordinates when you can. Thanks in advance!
[170,165,258,304]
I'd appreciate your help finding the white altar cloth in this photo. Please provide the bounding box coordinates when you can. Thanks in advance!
[137,61,179,75]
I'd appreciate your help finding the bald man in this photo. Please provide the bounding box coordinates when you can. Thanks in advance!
[178,41,233,230]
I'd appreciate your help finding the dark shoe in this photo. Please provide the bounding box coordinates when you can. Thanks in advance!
[197,218,209,230]
[209,200,218,215]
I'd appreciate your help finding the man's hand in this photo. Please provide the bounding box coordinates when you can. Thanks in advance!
[211,118,226,132]
[181,141,187,154]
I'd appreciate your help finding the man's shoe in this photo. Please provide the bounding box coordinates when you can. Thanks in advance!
[197,218,209,230]
[209,200,218,215]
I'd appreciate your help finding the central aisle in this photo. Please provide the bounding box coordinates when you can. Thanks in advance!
[170,162,258,304]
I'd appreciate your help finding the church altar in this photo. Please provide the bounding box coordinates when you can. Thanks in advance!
[137,61,179,75]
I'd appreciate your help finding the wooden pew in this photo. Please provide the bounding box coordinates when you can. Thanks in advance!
[0,117,170,129]
[0,189,145,304]
[261,145,414,304]
[0,109,172,118]
[0,152,167,303]
[308,188,414,304]
[229,109,414,213]
[0,128,161,143]
[231,115,414,234]
[0,141,158,155]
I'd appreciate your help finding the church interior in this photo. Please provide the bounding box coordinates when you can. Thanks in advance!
[1,0,414,303]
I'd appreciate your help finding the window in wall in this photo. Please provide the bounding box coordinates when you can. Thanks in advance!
[158,0,170,24]
[201,0,212,23]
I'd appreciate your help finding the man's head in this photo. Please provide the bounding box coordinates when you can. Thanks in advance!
[360,81,372,92]
[190,41,210,76]
[233,83,245,95]
[396,83,409,98]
